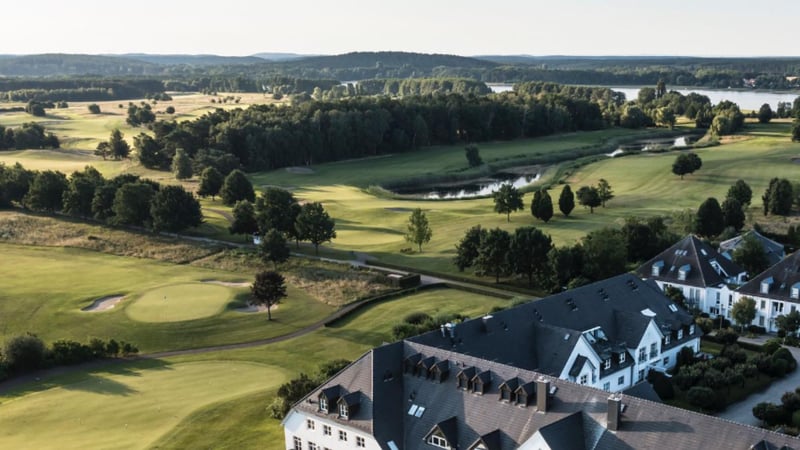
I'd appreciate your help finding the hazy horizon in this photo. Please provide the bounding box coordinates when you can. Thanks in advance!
[1,0,798,58]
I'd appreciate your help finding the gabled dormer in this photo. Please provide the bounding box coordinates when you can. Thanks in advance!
[418,356,436,378]
[456,366,476,390]
[498,377,520,402]
[337,391,361,420]
[792,282,800,300]
[425,417,458,450]
[403,353,421,375]
[431,360,450,382]
[515,381,536,407]
[469,430,501,450]
[318,385,341,414]
[472,370,492,395]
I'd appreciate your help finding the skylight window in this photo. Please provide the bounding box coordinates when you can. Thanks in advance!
[408,405,418,416]
[414,406,426,418]
[668,304,678,312]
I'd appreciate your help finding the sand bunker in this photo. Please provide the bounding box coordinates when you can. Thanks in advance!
[82,295,125,312]
[235,304,278,313]
[202,280,251,288]
[285,166,315,174]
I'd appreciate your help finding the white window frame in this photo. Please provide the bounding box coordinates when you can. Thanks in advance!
[619,352,626,363]
[308,443,318,450]
[356,436,366,448]
[603,359,611,370]
[323,425,331,436]
[319,397,328,413]
[579,374,588,385]
[306,419,315,430]
[293,436,302,450]
[339,430,347,442]
[617,375,624,386]
[339,403,348,419]
[677,329,684,340]
[428,434,450,449]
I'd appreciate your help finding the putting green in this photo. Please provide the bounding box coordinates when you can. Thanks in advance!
[0,361,286,450]
[126,283,236,323]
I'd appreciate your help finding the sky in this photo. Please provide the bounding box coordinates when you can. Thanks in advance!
[2,0,799,57]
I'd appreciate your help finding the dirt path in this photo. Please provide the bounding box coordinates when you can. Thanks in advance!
[204,208,234,223]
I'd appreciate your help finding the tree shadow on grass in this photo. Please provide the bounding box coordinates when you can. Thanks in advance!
[61,373,139,396]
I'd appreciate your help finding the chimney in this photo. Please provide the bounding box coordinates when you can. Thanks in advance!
[607,396,622,431]
[536,378,550,413]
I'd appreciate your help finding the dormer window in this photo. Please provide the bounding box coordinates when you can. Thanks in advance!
[652,260,664,277]
[428,431,451,449]
[619,352,626,363]
[678,264,691,281]
[500,386,513,402]
[339,403,349,419]
[689,324,695,335]
[319,397,328,413]
[665,334,671,345]
[472,371,491,395]
[761,277,774,294]
[677,329,684,340]
[604,359,611,370]
[792,282,800,300]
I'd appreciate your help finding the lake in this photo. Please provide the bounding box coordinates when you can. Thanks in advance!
[487,84,800,111]
[392,172,540,199]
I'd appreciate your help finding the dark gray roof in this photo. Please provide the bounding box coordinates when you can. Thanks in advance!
[637,235,747,288]
[409,274,693,377]
[427,417,458,444]
[537,411,591,450]
[623,381,663,403]
[739,250,800,302]
[569,355,589,377]
[292,331,800,450]
[471,429,502,450]
[720,230,785,268]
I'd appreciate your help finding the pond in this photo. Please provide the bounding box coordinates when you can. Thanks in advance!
[605,136,694,157]
[487,84,800,110]
[391,172,540,199]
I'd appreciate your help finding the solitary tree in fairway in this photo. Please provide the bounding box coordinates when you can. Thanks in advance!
[405,208,432,252]
[464,144,482,167]
[492,183,524,222]
[597,179,614,207]
[296,202,336,255]
[108,129,130,160]
[558,185,575,217]
[576,186,601,213]
[672,152,702,179]
[251,270,287,321]
[732,297,757,332]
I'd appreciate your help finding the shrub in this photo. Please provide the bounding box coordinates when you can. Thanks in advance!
[716,328,739,346]
[3,334,46,372]
[748,325,767,335]
[762,339,782,355]
[687,386,717,410]
[88,104,101,114]
[403,312,433,325]
[649,371,675,400]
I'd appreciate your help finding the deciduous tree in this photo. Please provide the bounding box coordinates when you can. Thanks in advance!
[405,208,432,252]
[732,297,757,332]
[111,182,154,226]
[295,202,336,255]
[255,188,300,236]
[150,185,202,232]
[492,183,524,222]
[726,179,752,206]
[597,178,614,207]
[258,229,290,269]
[672,152,702,179]
[23,170,68,212]
[220,169,255,206]
[732,235,770,276]
[721,197,745,231]
[171,148,192,180]
[758,103,773,124]
[107,129,130,160]
[476,228,511,283]
[576,186,601,213]
[251,270,287,321]
[509,226,553,286]
[229,200,259,236]
[465,144,482,167]
[197,167,223,199]
[62,166,105,217]
[695,197,725,237]
[453,225,486,271]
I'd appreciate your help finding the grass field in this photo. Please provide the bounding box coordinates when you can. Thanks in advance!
[0,243,333,352]
[125,283,236,323]
[0,287,507,450]
[233,121,800,275]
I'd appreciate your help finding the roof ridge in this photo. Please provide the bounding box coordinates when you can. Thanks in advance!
[688,235,709,287]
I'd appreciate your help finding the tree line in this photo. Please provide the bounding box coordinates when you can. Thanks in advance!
[0,122,60,150]
[0,162,202,232]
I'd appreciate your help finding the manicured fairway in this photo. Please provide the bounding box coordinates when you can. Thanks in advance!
[0,360,287,450]
[126,283,235,323]
[0,287,506,450]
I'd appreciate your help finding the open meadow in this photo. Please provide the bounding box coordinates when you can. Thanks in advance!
[0,287,508,449]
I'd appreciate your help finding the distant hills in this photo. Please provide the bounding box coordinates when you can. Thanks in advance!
[120,54,266,66]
